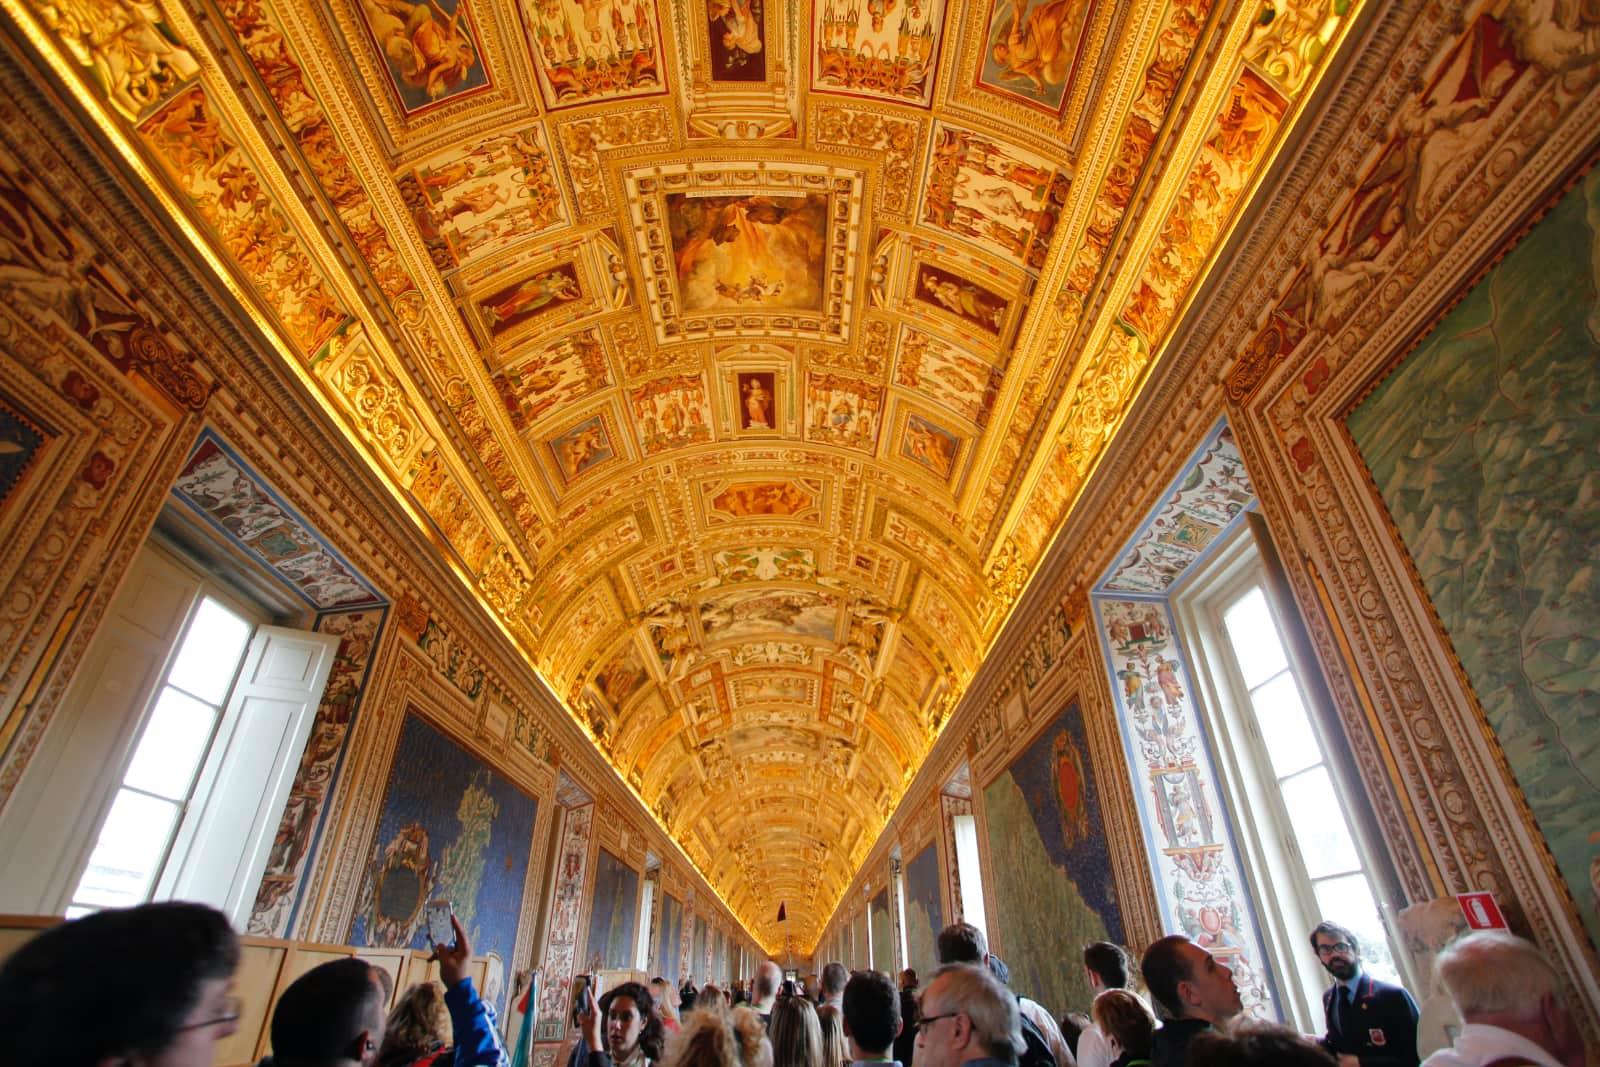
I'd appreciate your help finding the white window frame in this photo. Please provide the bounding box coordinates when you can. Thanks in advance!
[1174,526,1411,1031]
[0,540,336,926]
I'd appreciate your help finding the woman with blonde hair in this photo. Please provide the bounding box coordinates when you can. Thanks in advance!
[769,995,824,1067]
[379,981,451,1067]
[653,977,682,1032]
[814,1004,848,1067]
[668,1004,773,1067]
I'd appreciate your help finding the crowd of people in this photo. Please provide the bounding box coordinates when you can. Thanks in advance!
[0,904,1588,1067]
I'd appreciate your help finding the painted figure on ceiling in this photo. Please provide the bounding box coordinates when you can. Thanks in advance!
[989,0,1077,97]
[363,0,478,99]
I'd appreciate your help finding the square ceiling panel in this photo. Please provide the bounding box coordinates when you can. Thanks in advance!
[624,161,865,345]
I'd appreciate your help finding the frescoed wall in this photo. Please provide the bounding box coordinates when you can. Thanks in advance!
[852,909,868,969]
[693,915,707,981]
[658,892,684,983]
[870,887,893,971]
[1347,166,1600,949]
[981,705,1122,1015]
[585,847,640,970]
[903,842,943,982]
[349,711,539,1015]
[537,797,594,1041]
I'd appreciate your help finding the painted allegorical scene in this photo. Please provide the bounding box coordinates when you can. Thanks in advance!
[1348,165,1600,949]
[981,705,1122,1015]
[901,412,962,481]
[476,264,581,339]
[913,264,1008,337]
[737,371,778,431]
[708,0,764,80]
[359,0,487,110]
[350,712,538,1015]
[903,842,943,982]
[978,0,1098,112]
[698,588,840,644]
[527,0,664,107]
[584,847,640,969]
[805,373,882,453]
[921,124,1069,270]
[813,0,946,106]
[631,373,714,454]
[411,127,566,267]
[708,479,820,520]
[547,413,616,482]
[895,328,1003,428]
[869,887,893,971]
[667,192,829,312]
[594,638,650,712]
[657,893,684,983]
[495,329,611,432]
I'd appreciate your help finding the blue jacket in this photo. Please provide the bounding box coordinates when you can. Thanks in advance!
[445,977,510,1067]
[1319,972,1419,1067]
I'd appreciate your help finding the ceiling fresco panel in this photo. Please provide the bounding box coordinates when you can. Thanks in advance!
[974,0,1098,114]
[410,125,567,268]
[525,0,667,107]
[356,0,491,111]
[625,162,864,344]
[893,325,1005,427]
[811,0,948,106]
[919,121,1071,272]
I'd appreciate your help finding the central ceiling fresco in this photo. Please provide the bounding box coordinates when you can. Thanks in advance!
[8,0,1362,948]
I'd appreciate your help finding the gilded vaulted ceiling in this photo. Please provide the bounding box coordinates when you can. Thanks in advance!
[3,0,1361,948]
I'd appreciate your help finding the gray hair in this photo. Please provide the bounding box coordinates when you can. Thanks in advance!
[927,963,1024,1062]
[1434,931,1557,1022]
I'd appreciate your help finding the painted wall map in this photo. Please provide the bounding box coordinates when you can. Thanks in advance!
[977,0,1097,113]
[585,847,640,969]
[981,705,1122,1016]
[1348,167,1600,949]
[903,841,942,982]
[349,712,538,1016]
[869,886,893,970]
[527,0,664,107]
[813,0,946,106]
[667,193,829,312]
[657,892,684,982]
[358,0,488,110]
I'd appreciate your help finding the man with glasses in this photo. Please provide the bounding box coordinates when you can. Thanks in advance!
[914,963,1026,1067]
[0,900,241,1066]
[1310,920,1419,1067]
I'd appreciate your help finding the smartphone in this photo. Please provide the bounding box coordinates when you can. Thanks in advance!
[425,899,455,948]
[569,974,592,1028]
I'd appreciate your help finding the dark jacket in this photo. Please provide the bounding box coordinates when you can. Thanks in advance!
[1150,1018,1210,1067]
[1319,973,1420,1067]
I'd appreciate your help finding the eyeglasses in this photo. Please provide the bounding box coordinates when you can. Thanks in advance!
[176,994,242,1031]
[1315,941,1355,957]
[916,1012,963,1035]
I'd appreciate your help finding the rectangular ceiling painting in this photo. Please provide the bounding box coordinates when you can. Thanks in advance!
[526,0,665,107]
[976,0,1097,113]
[812,0,947,106]
[358,0,490,111]
[708,0,765,80]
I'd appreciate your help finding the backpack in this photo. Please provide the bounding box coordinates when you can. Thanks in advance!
[1015,997,1058,1067]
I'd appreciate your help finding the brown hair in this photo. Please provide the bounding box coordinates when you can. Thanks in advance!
[1090,990,1153,1060]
